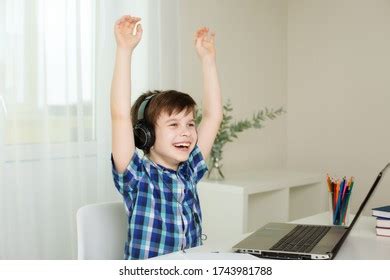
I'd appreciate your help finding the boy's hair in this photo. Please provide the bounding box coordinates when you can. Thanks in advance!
[131,90,197,153]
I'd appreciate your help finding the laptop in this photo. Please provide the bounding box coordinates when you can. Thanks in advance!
[232,163,390,260]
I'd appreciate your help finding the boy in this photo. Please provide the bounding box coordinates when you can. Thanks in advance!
[110,15,222,259]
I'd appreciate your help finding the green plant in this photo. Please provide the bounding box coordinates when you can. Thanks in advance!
[195,100,285,178]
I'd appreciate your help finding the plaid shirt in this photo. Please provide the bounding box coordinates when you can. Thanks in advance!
[111,145,208,260]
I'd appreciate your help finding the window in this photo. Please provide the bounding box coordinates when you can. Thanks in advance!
[1,0,95,145]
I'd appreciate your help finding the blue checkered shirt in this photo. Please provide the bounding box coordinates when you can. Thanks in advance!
[111,145,208,260]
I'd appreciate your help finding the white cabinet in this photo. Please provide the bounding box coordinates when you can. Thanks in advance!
[197,170,322,248]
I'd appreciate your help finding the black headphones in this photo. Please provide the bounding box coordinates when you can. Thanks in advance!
[133,94,156,150]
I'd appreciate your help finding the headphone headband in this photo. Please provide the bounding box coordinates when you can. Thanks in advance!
[137,94,156,121]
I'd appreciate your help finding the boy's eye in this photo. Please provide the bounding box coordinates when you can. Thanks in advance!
[169,123,177,127]
[188,123,195,127]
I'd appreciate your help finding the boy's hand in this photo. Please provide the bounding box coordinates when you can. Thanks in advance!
[194,27,216,61]
[114,15,143,52]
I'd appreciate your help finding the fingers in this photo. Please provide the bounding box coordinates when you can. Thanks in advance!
[194,27,208,40]
[135,23,143,37]
[207,32,216,44]
[115,15,142,30]
[194,27,216,44]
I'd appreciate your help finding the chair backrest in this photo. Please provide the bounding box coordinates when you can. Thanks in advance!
[76,201,128,260]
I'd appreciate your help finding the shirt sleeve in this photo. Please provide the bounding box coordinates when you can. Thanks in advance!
[187,144,209,184]
[111,150,143,196]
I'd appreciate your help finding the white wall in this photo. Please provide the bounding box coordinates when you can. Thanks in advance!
[287,0,390,215]
[178,0,390,217]
[178,0,288,174]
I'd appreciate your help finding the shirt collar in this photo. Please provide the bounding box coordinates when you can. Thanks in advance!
[143,154,189,176]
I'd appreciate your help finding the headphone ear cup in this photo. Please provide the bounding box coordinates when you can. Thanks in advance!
[134,121,155,150]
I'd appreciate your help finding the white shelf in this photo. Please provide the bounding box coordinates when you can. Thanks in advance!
[204,170,322,194]
[197,169,322,248]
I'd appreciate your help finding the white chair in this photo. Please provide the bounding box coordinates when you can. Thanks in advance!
[76,201,128,260]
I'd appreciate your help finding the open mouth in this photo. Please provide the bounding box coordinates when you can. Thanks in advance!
[173,142,191,152]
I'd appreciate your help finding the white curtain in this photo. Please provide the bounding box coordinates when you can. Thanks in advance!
[0,0,180,259]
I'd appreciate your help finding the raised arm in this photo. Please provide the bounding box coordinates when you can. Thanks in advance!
[111,15,143,173]
[194,27,223,159]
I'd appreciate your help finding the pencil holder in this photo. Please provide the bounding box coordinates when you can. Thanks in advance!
[329,192,350,226]
[327,175,354,226]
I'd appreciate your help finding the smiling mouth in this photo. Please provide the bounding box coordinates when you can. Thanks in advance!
[173,142,191,152]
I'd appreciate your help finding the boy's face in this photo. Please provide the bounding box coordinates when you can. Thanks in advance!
[149,109,197,170]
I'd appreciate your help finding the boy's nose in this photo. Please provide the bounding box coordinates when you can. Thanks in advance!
[180,127,191,136]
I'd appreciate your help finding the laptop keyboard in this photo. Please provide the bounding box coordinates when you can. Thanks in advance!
[270,225,331,253]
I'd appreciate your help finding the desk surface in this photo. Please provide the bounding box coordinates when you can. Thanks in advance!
[155,212,390,260]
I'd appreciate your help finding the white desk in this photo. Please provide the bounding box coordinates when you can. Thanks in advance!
[155,212,390,260]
